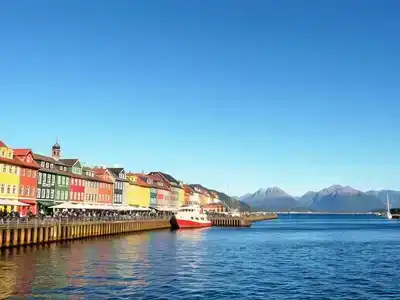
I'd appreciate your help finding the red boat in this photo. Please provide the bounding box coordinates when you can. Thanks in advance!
[170,204,211,229]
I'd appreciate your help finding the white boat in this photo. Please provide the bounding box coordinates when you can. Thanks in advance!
[386,193,392,220]
[170,204,211,229]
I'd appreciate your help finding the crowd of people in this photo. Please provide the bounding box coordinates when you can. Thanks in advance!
[0,207,174,224]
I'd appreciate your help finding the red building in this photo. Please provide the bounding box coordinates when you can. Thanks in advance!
[13,149,40,215]
[94,168,114,205]
[70,175,85,203]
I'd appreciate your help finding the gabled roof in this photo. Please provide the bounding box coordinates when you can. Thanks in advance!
[183,184,195,195]
[126,173,150,188]
[107,167,128,182]
[60,159,79,167]
[93,168,114,183]
[13,149,40,169]
[147,174,170,191]
[0,141,7,147]
[33,153,66,166]
[190,184,212,196]
[149,171,180,185]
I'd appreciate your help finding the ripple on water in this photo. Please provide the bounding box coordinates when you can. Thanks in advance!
[1,216,400,299]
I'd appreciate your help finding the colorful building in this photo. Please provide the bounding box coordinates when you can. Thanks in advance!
[203,203,226,213]
[126,173,151,207]
[190,184,211,205]
[83,167,100,203]
[60,159,85,203]
[33,142,71,211]
[147,174,171,208]
[148,172,184,208]
[0,141,27,212]
[93,168,114,204]
[13,149,40,215]
[182,184,196,205]
[107,168,127,206]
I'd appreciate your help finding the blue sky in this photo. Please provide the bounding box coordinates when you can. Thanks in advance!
[1,0,400,196]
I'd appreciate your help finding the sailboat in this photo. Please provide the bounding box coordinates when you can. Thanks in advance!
[386,192,392,220]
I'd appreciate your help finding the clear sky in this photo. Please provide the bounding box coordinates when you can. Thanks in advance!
[1,0,400,197]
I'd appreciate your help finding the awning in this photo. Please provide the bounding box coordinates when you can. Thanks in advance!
[37,200,55,207]
[19,199,37,205]
[0,199,30,206]
[129,206,151,211]
[50,202,77,209]
[150,206,177,212]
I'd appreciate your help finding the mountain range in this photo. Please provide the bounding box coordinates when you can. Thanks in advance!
[240,185,398,212]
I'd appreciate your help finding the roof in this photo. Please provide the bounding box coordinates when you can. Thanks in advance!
[126,173,151,188]
[0,141,6,147]
[93,168,114,184]
[33,153,66,166]
[190,184,212,196]
[13,149,41,169]
[60,159,79,166]
[107,167,128,182]
[0,156,40,169]
[183,184,195,194]
[13,149,30,156]
[147,174,170,191]
[150,171,180,185]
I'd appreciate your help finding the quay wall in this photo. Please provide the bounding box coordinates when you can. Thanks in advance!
[0,219,170,249]
[246,213,278,222]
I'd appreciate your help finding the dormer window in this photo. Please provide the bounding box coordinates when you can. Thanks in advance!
[1,151,5,157]
[41,162,45,168]
[64,167,67,171]
[60,166,63,171]
[45,162,49,168]
[50,163,54,169]
[7,152,12,159]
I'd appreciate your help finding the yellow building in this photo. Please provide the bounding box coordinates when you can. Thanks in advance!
[126,173,151,207]
[0,141,21,211]
[178,184,185,205]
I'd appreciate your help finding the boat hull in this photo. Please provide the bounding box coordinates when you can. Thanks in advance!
[176,218,212,229]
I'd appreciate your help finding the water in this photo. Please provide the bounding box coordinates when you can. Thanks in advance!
[1,214,400,299]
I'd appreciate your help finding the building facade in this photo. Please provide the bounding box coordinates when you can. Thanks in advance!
[13,149,40,214]
[126,173,151,207]
[108,168,127,206]
[190,184,211,205]
[60,159,84,203]
[0,141,21,212]
[94,168,114,205]
[148,172,184,208]
[83,167,99,203]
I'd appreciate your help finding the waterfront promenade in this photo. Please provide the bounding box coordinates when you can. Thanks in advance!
[0,216,170,249]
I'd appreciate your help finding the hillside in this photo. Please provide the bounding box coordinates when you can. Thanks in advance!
[241,187,298,212]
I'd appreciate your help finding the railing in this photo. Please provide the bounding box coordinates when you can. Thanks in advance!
[0,215,170,229]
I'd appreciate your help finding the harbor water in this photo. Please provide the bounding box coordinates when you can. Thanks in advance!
[1,214,400,299]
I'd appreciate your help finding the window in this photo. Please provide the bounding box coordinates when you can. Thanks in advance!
[15,167,19,175]
[9,166,13,174]
[33,171,36,178]
[60,166,63,171]
[79,179,82,186]
[0,184,4,193]
[57,176,61,185]
[2,164,5,173]
[56,190,60,199]
[47,174,51,184]
[43,173,47,183]
[26,186,30,196]
[6,185,10,194]
[22,169,26,176]
[64,167,67,171]
[46,162,49,168]
[8,152,12,159]
[71,191,74,200]
[66,177,69,185]
[65,191,68,200]
[41,161,45,168]
[27,156,31,163]
[12,185,16,195]
[46,189,50,199]
[50,163,54,169]
[51,175,55,184]
[62,177,66,185]
[27,169,31,177]
[71,178,74,185]
[31,188,35,197]
[1,151,4,157]
[77,193,81,201]
[37,188,41,198]
[20,185,25,196]
[50,189,54,199]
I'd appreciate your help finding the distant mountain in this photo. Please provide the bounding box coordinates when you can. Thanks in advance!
[309,185,384,212]
[241,185,389,212]
[366,190,400,209]
[241,187,298,212]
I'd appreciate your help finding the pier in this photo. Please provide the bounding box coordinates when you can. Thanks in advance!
[0,218,170,249]
[209,213,278,227]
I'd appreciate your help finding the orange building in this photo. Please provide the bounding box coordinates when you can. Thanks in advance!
[94,168,114,205]
[13,149,40,215]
